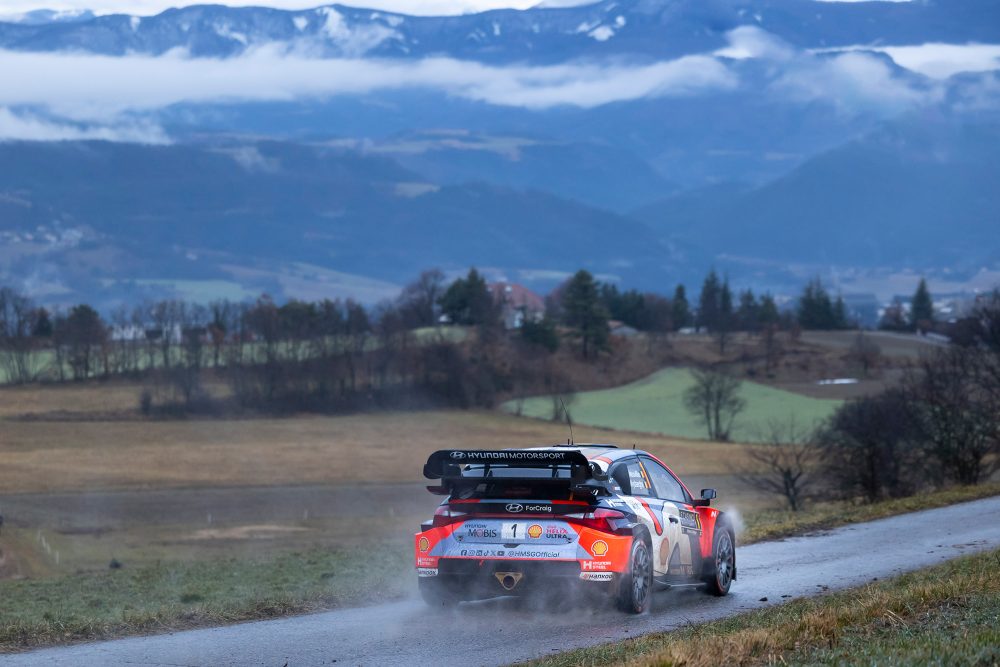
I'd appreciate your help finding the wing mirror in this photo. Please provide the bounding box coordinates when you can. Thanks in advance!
[693,488,717,507]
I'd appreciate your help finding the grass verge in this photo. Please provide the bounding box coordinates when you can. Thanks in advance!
[524,547,1000,667]
[0,542,410,652]
[739,482,1000,545]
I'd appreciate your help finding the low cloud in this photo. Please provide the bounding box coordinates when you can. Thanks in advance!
[0,25,976,141]
[0,107,167,142]
[773,51,939,114]
[821,43,1000,80]
[0,47,736,120]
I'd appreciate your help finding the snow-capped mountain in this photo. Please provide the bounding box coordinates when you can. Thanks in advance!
[0,0,998,62]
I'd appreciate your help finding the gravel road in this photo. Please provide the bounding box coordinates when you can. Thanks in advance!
[5,496,1000,667]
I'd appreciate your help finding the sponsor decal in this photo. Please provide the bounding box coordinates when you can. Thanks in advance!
[545,526,569,537]
[591,540,609,557]
[504,503,552,513]
[458,548,561,558]
[580,572,614,582]
[418,537,430,552]
[465,527,500,538]
[679,510,702,531]
[417,568,438,577]
[455,451,571,461]
[581,560,612,571]
[416,557,436,567]
[527,524,543,539]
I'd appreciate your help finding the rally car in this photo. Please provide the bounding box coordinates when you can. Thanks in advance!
[414,444,736,612]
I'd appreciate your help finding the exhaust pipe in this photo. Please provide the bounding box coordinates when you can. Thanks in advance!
[494,572,523,591]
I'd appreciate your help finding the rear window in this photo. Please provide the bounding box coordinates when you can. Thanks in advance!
[460,464,574,479]
[449,464,576,500]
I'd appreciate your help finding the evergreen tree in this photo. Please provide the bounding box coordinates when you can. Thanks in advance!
[561,270,610,359]
[672,284,690,330]
[438,268,497,326]
[31,307,53,338]
[797,278,846,330]
[698,270,722,331]
[759,294,779,326]
[716,277,735,352]
[910,278,934,331]
[833,295,849,329]
[737,289,760,332]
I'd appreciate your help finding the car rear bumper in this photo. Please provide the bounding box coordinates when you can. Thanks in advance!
[414,525,633,581]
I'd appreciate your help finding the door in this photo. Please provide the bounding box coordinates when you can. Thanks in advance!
[610,458,679,577]
[640,456,700,577]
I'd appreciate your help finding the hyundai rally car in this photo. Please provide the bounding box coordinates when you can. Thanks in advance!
[414,445,736,612]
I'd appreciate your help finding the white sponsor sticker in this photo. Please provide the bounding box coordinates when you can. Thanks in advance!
[501,522,522,540]
[417,568,439,577]
[579,572,614,582]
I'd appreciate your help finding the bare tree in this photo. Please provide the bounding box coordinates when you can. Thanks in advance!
[736,419,820,511]
[0,287,44,383]
[398,269,446,329]
[759,324,784,377]
[906,347,999,486]
[818,389,927,502]
[683,368,746,441]
[55,305,107,380]
[847,332,881,378]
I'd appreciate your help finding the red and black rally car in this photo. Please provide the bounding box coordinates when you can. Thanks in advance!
[414,444,736,612]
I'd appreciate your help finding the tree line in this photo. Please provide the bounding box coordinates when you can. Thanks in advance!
[722,292,1000,510]
[0,270,955,414]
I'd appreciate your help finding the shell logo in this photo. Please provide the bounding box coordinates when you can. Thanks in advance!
[418,537,430,552]
[527,524,543,539]
[591,540,609,557]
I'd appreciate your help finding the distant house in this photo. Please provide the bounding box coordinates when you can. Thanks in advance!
[110,324,146,342]
[608,319,639,338]
[490,282,545,329]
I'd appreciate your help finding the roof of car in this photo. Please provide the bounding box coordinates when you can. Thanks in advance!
[525,444,644,463]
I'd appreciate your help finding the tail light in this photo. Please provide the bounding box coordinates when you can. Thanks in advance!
[565,508,626,531]
[432,505,468,527]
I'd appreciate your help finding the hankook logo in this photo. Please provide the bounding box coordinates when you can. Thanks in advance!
[449,451,466,459]
[505,504,524,513]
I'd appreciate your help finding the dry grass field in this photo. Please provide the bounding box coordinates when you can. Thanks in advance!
[0,380,761,584]
[0,398,748,495]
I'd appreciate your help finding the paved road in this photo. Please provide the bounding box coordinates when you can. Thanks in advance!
[6,496,1000,667]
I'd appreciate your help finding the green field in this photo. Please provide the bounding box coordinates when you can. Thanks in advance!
[503,368,842,442]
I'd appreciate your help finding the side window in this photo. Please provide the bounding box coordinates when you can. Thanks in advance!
[609,464,630,495]
[624,460,652,497]
[642,457,686,502]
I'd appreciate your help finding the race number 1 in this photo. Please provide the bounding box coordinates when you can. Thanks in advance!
[501,523,520,540]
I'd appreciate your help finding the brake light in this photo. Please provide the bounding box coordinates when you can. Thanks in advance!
[565,508,626,531]
[432,505,468,527]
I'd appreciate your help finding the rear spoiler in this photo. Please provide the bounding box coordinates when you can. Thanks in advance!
[423,449,609,497]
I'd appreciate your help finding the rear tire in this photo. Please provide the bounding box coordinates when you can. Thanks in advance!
[703,528,735,596]
[419,577,462,608]
[615,538,652,613]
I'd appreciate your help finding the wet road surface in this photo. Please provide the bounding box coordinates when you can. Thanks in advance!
[5,495,1000,667]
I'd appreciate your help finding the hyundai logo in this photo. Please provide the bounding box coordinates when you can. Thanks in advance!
[505,504,524,513]
[449,451,466,459]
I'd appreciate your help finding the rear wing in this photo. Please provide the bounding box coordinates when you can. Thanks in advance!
[423,449,608,496]
[423,449,589,479]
